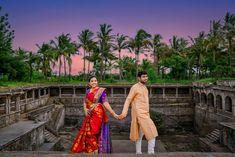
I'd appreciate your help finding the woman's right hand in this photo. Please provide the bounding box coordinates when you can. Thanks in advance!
[113,113,119,120]
[85,110,90,117]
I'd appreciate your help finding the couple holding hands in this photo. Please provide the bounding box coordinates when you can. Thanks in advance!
[70,71,158,154]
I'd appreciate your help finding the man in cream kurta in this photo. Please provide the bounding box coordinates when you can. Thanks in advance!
[119,71,158,154]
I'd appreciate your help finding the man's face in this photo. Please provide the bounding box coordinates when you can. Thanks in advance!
[139,74,148,83]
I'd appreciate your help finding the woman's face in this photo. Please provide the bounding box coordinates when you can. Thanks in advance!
[89,77,98,88]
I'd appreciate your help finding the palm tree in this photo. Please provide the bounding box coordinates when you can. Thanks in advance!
[36,43,56,79]
[51,33,77,79]
[207,20,223,64]
[223,12,235,75]
[113,34,129,80]
[66,41,77,80]
[120,56,136,80]
[169,35,188,57]
[189,32,207,79]
[128,29,151,77]
[150,34,167,75]
[140,59,152,71]
[96,24,116,80]
[78,29,94,79]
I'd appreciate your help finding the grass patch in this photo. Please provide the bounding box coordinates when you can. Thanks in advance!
[194,77,235,83]
[1,77,234,91]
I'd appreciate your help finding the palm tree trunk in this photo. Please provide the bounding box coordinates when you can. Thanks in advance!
[119,50,122,80]
[157,53,160,76]
[100,61,103,81]
[69,64,71,80]
[88,52,90,75]
[30,65,33,82]
[59,57,62,79]
[153,49,158,75]
[83,50,86,80]
[104,60,107,80]
[43,58,47,79]
[136,50,139,78]
[213,50,216,64]
[69,55,71,81]
[63,55,67,77]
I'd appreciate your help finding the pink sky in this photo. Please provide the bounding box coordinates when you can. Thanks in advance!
[2,0,235,75]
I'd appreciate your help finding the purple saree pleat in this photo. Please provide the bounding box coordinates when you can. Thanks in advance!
[98,122,113,153]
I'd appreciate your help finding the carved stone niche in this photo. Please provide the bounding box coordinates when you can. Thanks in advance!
[50,88,59,96]
[0,97,6,115]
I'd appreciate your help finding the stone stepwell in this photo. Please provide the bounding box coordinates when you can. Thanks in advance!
[0,82,234,154]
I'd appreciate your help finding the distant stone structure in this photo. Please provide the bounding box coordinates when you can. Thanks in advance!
[0,81,234,152]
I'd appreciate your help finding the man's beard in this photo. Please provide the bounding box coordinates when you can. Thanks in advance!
[140,80,147,84]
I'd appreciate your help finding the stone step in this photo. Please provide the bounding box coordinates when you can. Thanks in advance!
[204,129,220,143]
[210,131,220,137]
[1,152,235,157]
[211,129,220,134]
[206,134,218,141]
[44,129,58,143]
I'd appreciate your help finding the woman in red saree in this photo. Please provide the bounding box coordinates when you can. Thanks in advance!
[70,76,118,154]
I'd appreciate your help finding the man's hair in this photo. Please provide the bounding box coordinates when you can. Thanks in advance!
[137,71,148,77]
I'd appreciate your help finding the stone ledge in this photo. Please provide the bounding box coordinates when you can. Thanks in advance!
[0,121,46,149]
[0,152,234,157]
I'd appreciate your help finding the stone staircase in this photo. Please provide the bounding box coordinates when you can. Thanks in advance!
[38,129,61,151]
[204,129,220,143]
[44,129,58,143]
[199,129,230,152]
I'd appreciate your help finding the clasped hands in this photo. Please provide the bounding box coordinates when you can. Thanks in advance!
[112,113,126,121]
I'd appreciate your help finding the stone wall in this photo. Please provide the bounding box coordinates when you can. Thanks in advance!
[57,85,194,134]
[0,121,46,151]
[193,82,235,135]
[220,122,235,152]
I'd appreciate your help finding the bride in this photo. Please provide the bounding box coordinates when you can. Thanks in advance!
[70,76,119,154]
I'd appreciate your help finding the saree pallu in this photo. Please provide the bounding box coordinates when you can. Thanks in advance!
[70,88,112,153]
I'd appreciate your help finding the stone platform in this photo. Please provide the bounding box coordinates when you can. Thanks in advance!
[0,152,234,157]
[0,120,46,150]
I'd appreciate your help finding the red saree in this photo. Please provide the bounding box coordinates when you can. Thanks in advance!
[70,87,109,153]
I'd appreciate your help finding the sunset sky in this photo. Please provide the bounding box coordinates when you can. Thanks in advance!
[1,0,235,74]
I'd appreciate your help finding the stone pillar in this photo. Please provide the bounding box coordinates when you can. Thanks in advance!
[38,89,41,99]
[73,87,76,97]
[198,90,202,106]
[233,98,235,116]
[222,94,226,111]
[176,87,178,98]
[124,88,127,97]
[162,88,165,99]
[59,87,62,98]
[16,96,21,121]
[5,97,10,114]
[32,90,35,101]
[48,88,50,97]
[213,93,216,108]
[5,96,11,126]
[189,87,192,98]
[111,88,113,98]
[25,91,28,104]
[25,91,28,112]
[44,89,47,97]
[149,87,152,98]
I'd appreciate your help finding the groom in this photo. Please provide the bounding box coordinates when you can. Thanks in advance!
[118,71,158,154]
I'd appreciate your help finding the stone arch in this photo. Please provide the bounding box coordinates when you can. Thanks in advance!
[208,93,214,107]
[194,91,200,103]
[201,93,207,105]
[225,96,232,112]
[216,95,223,110]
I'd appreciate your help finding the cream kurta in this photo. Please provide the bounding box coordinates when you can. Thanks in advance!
[122,82,158,141]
